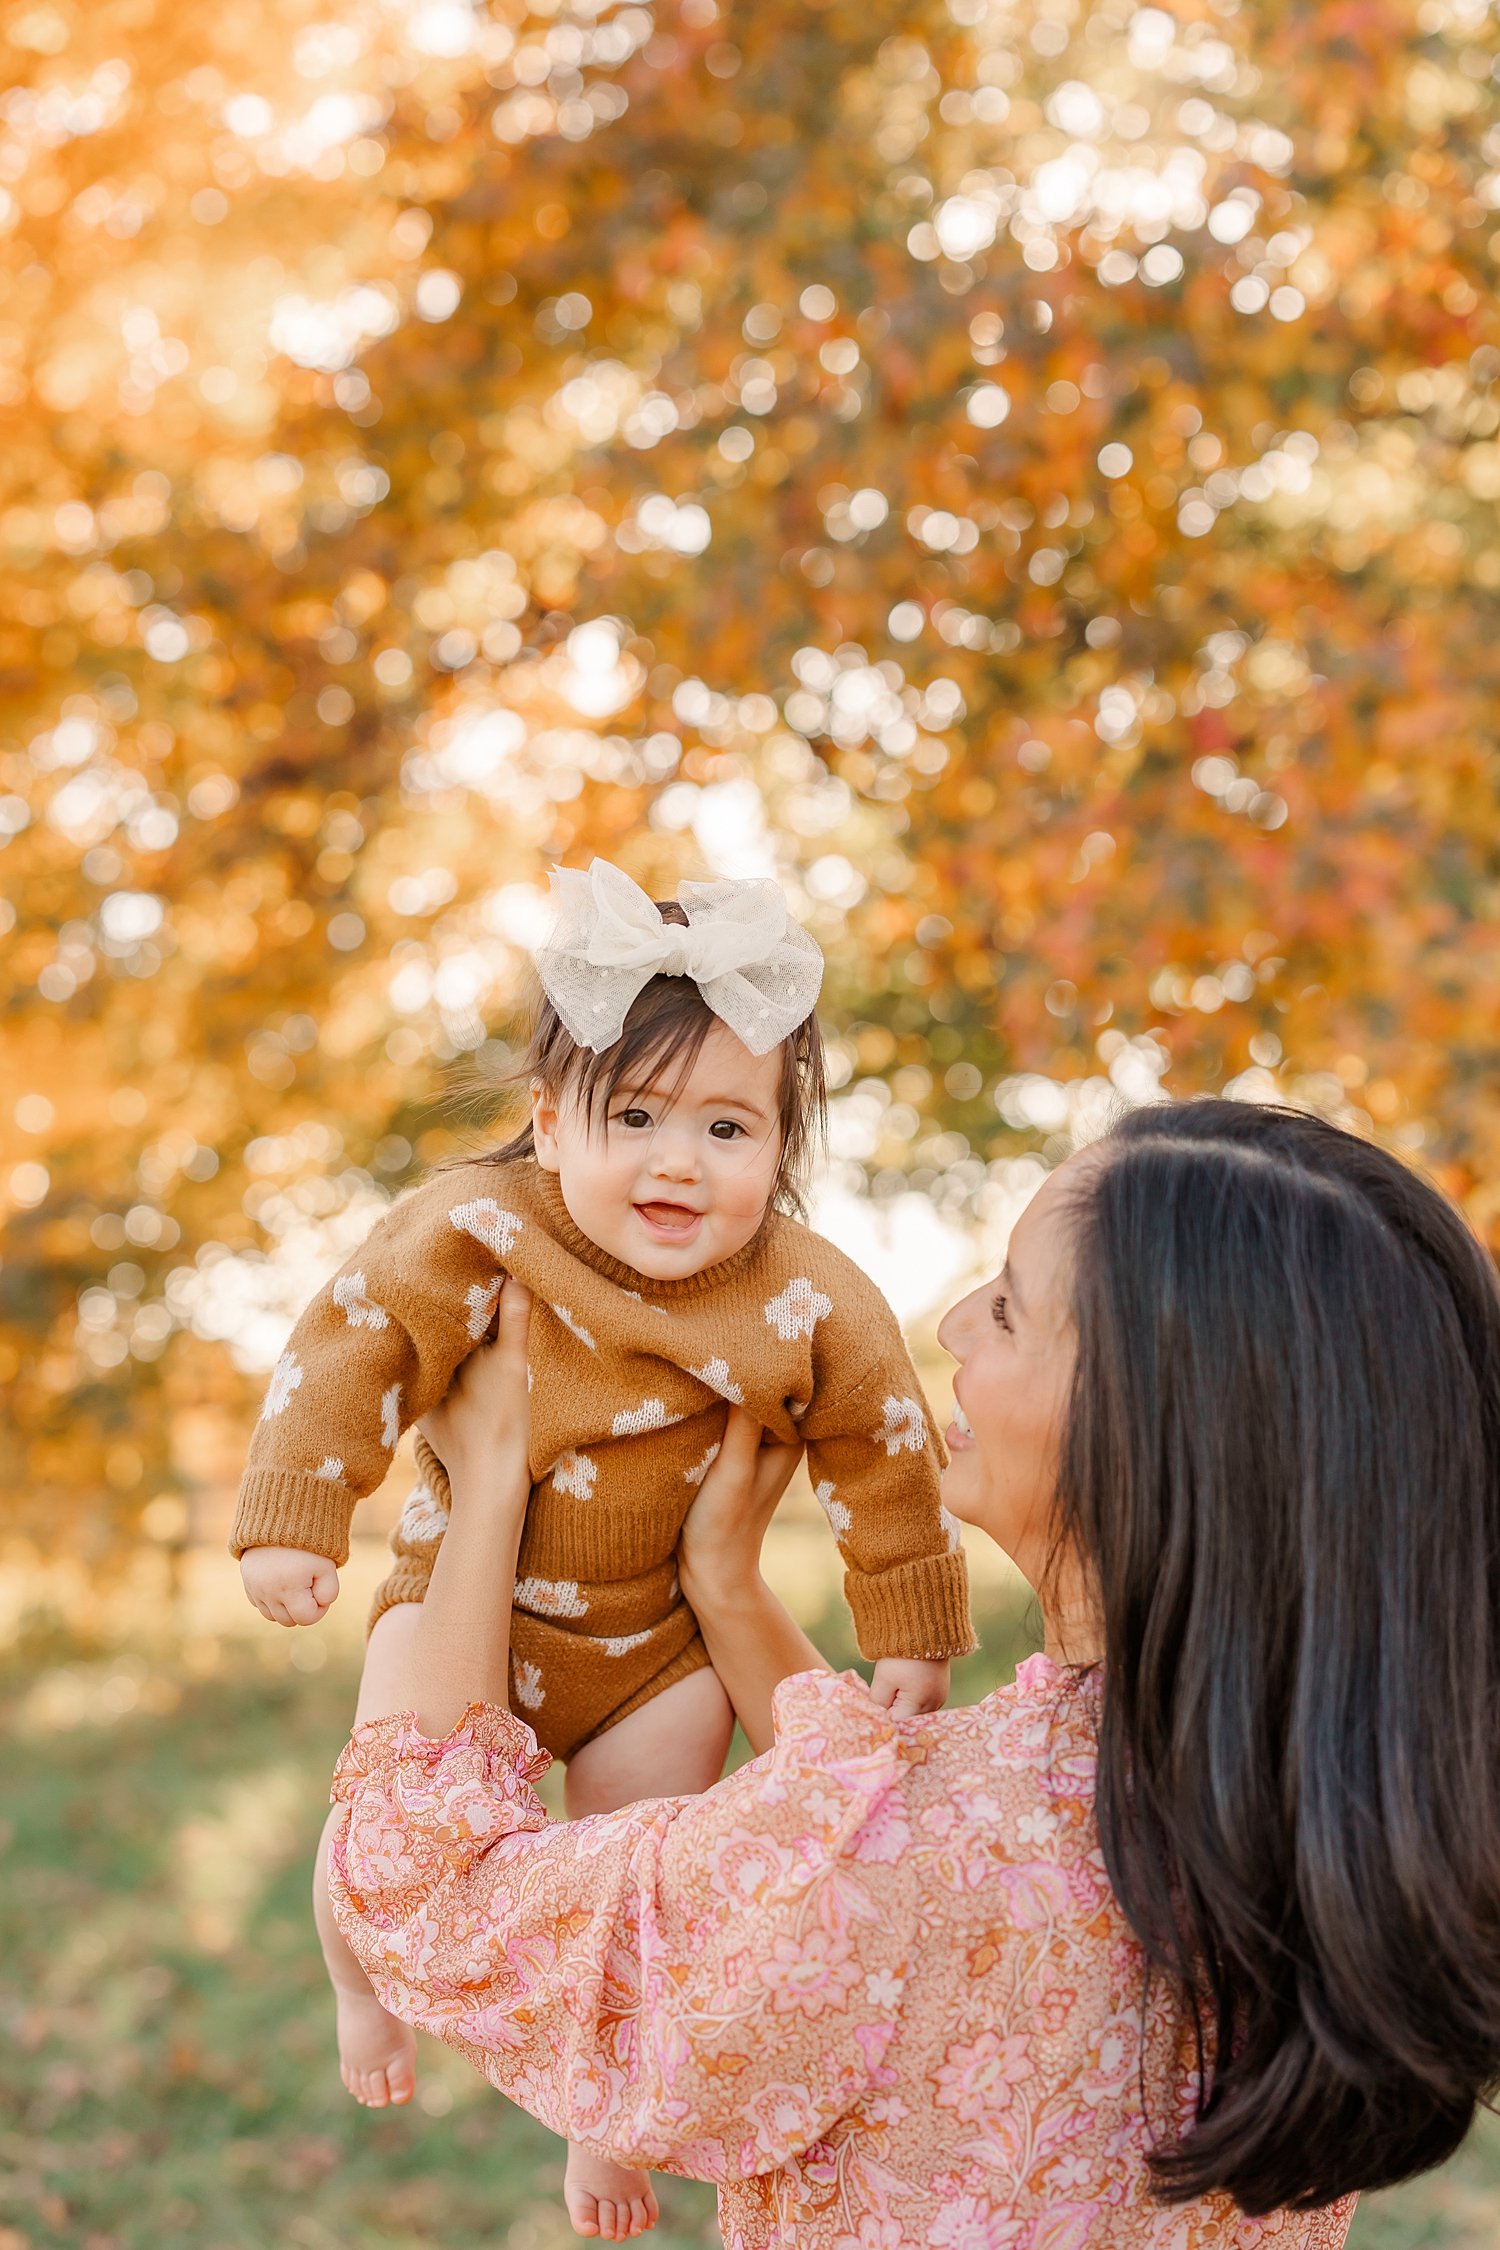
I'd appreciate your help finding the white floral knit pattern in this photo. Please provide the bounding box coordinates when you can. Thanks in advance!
[235,1157,974,1755]
[333,1273,388,1330]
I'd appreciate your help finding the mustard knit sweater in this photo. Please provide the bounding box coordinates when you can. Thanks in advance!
[231,1156,974,1665]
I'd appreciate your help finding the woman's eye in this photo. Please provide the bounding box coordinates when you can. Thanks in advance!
[709,1119,745,1141]
[990,1290,1010,1331]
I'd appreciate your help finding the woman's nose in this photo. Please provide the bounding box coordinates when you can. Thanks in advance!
[936,1286,983,1360]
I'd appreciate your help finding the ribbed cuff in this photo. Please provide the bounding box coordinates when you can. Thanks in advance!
[230,1470,356,1565]
[367,1567,431,1635]
[845,1547,977,1661]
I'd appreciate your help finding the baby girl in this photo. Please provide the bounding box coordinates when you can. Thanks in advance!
[233,858,974,2239]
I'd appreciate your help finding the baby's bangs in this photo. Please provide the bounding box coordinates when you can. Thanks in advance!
[565,989,718,1132]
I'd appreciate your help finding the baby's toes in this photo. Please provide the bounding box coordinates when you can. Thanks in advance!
[563,2188,601,2239]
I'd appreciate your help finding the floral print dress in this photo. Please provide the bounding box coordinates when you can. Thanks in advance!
[328,1655,1356,2249]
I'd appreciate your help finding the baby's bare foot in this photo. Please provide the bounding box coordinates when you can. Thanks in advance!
[563,2144,658,2241]
[335,1985,417,2109]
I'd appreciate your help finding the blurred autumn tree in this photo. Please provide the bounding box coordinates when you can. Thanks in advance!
[3,0,1499,1553]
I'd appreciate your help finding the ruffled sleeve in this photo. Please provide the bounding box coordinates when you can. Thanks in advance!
[328,1671,917,2179]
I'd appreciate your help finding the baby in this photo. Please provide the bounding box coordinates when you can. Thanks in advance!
[234,858,974,2241]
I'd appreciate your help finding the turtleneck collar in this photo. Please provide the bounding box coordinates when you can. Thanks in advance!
[526,1159,778,1301]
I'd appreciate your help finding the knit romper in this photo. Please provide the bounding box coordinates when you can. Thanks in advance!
[232,1157,975,1760]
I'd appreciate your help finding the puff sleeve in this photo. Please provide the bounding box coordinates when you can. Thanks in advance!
[327,1671,920,2179]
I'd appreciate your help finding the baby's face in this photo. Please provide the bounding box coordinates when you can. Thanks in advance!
[533,1023,786,1279]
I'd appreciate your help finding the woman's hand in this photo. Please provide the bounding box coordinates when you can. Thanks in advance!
[678,1409,829,1757]
[677,1406,802,1607]
[418,1279,533,1508]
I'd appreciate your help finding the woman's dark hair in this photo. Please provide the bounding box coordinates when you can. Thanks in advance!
[1057,1100,1500,2214]
[483,900,826,1218]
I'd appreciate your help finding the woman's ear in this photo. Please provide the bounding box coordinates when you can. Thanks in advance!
[530,1080,563,1172]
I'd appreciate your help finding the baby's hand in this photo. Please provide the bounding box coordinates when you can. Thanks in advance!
[868,1656,950,1719]
[240,1545,340,1627]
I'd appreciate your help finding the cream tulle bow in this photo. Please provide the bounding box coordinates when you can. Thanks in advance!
[535,858,823,1055]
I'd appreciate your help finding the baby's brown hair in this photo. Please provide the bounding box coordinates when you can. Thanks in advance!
[485,900,827,1218]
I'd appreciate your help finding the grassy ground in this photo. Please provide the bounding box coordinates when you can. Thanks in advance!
[3,1588,1497,2250]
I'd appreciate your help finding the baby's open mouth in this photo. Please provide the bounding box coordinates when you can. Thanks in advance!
[634,1201,702,1235]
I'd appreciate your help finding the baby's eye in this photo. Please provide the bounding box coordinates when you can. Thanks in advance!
[709,1119,746,1140]
[617,1107,654,1130]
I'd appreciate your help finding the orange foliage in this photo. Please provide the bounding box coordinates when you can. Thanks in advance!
[3,0,1499,1545]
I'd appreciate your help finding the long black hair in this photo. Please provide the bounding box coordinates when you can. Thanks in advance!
[1057,1100,1500,2214]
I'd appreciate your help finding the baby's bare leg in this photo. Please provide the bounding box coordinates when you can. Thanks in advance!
[315,1604,424,2109]
[565,1664,736,1815]
[557,1668,734,2243]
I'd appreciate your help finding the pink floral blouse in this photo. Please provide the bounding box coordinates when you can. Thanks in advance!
[329,1656,1356,2249]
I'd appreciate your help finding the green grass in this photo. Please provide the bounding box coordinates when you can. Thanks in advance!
[1,1600,1495,2250]
[2,1632,674,2250]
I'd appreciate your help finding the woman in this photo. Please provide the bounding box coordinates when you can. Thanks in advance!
[327,1102,1500,2245]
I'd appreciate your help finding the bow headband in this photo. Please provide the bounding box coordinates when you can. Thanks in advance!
[535,859,824,1056]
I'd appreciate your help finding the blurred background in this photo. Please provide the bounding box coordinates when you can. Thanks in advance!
[3,0,1500,2242]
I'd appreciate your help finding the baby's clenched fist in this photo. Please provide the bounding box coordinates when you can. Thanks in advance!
[240,1545,340,1627]
[868,1655,950,1720]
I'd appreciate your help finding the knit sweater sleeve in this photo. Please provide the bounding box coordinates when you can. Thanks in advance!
[230,1169,529,1565]
[799,1270,976,1664]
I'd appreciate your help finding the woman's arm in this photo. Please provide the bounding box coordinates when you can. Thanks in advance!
[329,1667,913,2180]
[352,1278,535,1737]
[676,1410,830,1754]
[326,1301,914,2176]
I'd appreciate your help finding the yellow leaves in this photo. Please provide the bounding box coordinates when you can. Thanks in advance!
[491,404,574,477]
[243,702,285,742]
[446,554,526,618]
[271,598,334,641]
[505,493,608,603]
[411,584,455,631]
[1287,245,1336,308]
[213,914,260,965]
[1461,443,1500,499]
[5,0,1500,1557]
[1243,642,1310,700]
[8,4,69,54]
[1406,57,1485,133]
[264,795,320,838]
[337,568,387,623]
[34,340,106,415]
